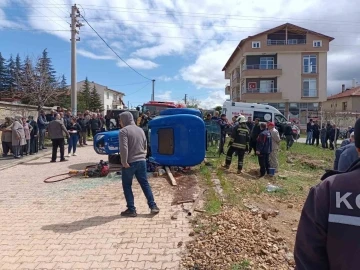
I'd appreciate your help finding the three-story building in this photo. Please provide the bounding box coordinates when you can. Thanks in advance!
[222,23,334,126]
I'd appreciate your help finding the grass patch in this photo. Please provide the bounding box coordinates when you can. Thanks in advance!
[231,259,251,270]
[204,189,222,214]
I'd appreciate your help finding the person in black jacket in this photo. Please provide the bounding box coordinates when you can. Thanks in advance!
[305,119,314,145]
[67,117,81,157]
[329,124,340,150]
[284,122,294,150]
[294,117,360,270]
[28,115,38,155]
[222,115,249,174]
[77,114,88,146]
[256,123,272,177]
[89,114,102,138]
[311,120,320,146]
[249,118,261,155]
[217,114,231,155]
[325,121,332,148]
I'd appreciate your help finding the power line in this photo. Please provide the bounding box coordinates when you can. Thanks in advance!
[79,14,152,81]
[107,81,150,87]
[8,4,360,26]
[126,82,151,96]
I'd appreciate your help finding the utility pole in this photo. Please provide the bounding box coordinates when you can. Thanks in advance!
[151,79,155,101]
[184,94,187,105]
[70,4,81,115]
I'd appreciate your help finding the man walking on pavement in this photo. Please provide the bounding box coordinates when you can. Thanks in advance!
[268,122,280,172]
[37,110,48,150]
[119,111,159,217]
[222,115,250,174]
[294,118,360,269]
[256,123,272,177]
[48,114,69,162]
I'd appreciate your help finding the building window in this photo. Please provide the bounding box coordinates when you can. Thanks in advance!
[303,55,317,73]
[259,80,274,93]
[343,102,347,111]
[107,92,109,99]
[313,40,322,47]
[252,41,261,48]
[107,105,109,109]
[260,57,274,69]
[303,79,317,97]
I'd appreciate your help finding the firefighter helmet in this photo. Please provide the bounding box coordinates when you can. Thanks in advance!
[237,115,246,123]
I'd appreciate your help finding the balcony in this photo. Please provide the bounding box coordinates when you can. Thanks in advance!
[225,83,230,95]
[242,64,282,77]
[241,87,282,100]
[267,39,306,45]
[232,74,240,84]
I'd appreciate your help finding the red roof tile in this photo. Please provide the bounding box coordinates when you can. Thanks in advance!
[327,86,360,100]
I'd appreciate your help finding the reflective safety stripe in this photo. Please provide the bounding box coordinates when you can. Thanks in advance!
[232,143,246,149]
[328,214,360,226]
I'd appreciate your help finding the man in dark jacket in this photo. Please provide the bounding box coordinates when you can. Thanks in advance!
[320,124,327,148]
[37,110,49,150]
[311,120,320,146]
[89,114,102,138]
[325,122,332,148]
[249,118,261,155]
[77,114,88,146]
[222,115,249,174]
[28,116,38,155]
[294,117,360,270]
[284,122,294,150]
[329,124,339,150]
[246,117,254,132]
[217,114,230,155]
[256,123,272,177]
[305,119,314,145]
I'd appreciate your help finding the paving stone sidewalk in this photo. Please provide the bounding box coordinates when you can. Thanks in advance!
[0,143,192,270]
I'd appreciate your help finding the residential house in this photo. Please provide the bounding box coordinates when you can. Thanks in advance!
[222,23,334,126]
[322,80,360,112]
[76,81,125,112]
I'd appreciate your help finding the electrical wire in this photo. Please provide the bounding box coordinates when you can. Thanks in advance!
[126,82,151,96]
[79,14,153,81]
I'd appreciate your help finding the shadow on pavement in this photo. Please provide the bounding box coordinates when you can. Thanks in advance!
[21,162,52,166]
[41,213,157,233]
[68,162,97,170]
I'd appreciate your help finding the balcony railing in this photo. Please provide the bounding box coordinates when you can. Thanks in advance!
[242,64,280,70]
[267,39,306,45]
[242,88,278,94]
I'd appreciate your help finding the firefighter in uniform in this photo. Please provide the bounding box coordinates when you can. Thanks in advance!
[222,115,249,174]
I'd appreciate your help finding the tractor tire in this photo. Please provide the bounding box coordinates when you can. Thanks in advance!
[108,154,121,164]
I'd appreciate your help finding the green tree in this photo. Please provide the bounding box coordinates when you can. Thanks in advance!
[89,85,103,111]
[6,55,16,96]
[214,105,222,112]
[37,48,57,84]
[14,54,23,92]
[0,53,7,93]
[80,77,91,109]
[57,75,71,108]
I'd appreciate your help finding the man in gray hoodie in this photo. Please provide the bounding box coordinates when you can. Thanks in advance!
[119,111,159,217]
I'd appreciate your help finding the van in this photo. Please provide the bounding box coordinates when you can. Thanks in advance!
[222,101,288,134]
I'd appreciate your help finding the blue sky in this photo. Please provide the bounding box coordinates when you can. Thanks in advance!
[0,0,359,108]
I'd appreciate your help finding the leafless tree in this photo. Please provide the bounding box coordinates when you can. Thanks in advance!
[17,57,63,109]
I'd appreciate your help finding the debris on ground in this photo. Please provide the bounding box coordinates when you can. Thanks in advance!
[212,178,224,199]
[172,175,198,205]
[182,209,295,270]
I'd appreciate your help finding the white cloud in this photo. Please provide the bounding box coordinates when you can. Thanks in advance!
[3,0,360,96]
[198,90,228,109]
[155,90,172,101]
[157,75,180,82]
[77,49,115,60]
[116,58,159,70]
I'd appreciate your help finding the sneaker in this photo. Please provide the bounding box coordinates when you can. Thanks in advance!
[66,154,71,157]
[150,206,160,214]
[73,153,77,156]
[120,209,137,217]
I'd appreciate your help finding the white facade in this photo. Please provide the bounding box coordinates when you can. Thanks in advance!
[76,81,125,112]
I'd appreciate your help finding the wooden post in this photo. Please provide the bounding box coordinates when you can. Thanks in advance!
[165,166,177,186]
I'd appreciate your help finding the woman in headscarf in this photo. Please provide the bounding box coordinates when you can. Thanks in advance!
[11,115,26,159]
[22,117,32,156]
[0,117,13,157]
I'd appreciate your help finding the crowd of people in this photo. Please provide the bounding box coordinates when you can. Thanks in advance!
[0,107,107,161]
[202,111,295,177]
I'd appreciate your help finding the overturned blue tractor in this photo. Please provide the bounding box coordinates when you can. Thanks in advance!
[93,108,207,167]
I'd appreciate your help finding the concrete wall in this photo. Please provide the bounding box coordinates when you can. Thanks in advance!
[277,52,301,101]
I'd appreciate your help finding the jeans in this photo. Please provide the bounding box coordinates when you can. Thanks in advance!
[39,129,46,149]
[68,134,79,154]
[258,153,270,176]
[51,138,65,161]
[285,135,294,149]
[121,160,157,212]
[306,131,313,144]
